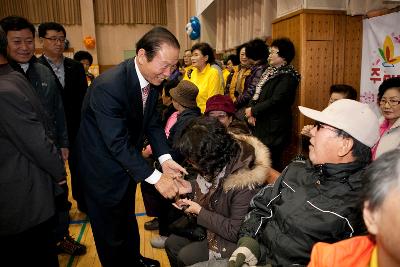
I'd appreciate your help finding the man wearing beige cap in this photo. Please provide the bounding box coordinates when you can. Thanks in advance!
[222,99,380,267]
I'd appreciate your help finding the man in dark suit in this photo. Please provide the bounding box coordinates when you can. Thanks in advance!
[73,27,187,267]
[0,26,66,267]
[37,22,88,255]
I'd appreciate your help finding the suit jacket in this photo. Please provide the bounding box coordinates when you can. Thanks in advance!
[38,55,87,145]
[73,59,169,205]
[0,64,66,235]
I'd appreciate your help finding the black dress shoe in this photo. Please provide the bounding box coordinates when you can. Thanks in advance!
[144,217,159,231]
[137,256,160,267]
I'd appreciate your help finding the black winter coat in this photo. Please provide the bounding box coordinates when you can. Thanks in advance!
[239,159,367,266]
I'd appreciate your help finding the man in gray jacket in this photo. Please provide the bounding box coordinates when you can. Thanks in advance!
[0,26,66,267]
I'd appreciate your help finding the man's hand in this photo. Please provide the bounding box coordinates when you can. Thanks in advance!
[61,147,69,162]
[161,159,188,177]
[245,107,252,118]
[301,124,314,137]
[247,116,256,126]
[154,172,178,199]
[228,237,260,267]
[174,177,192,195]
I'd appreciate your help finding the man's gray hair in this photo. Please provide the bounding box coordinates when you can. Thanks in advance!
[363,149,400,211]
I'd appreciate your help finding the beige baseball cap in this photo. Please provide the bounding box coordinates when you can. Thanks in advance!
[299,99,379,148]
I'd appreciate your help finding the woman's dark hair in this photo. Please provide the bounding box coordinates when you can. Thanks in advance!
[330,84,357,100]
[271,37,295,64]
[175,117,240,178]
[74,50,93,65]
[235,43,247,59]
[224,54,239,66]
[0,16,35,37]
[0,26,7,57]
[245,38,269,65]
[191,42,215,64]
[136,26,180,62]
[377,77,400,101]
[38,22,66,38]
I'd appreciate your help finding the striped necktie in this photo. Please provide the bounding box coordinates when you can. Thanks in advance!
[142,84,150,113]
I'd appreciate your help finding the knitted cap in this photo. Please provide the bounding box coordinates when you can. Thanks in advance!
[170,80,199,108]
[204,94,235,114]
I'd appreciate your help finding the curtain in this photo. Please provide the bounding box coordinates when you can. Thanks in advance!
[94,0,167,25]
[216,0,274,52]
[0,0,81,24]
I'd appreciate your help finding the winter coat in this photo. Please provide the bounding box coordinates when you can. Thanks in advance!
[239,159,367,266]
[194,134,271,258]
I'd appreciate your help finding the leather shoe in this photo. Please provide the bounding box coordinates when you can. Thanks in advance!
[144,217,159,231]
[136,256,160,267]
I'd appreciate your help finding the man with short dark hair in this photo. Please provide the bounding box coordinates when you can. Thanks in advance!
[73,27,187,267]
[224,99,380,266]
[0,25,65,267]
[37,21,88,256]
[0,16,69,160]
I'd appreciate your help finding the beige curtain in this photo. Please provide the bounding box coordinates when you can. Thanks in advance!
[0,0,81,24]
[94,0,167,25]
[216,0,274,52]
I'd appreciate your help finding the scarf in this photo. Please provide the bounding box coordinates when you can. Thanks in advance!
[252,64,300,101]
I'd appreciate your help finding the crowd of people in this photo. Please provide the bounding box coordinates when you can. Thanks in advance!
[1,14,400,267]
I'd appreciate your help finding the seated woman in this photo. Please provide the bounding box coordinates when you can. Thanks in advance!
[165,117,271,267]
[372,77,400,160]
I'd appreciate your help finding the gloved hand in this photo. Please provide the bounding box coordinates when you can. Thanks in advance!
[228,236,260,267]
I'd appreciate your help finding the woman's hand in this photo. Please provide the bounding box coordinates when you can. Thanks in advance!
[178,198,202,215]
[245,107,252,118]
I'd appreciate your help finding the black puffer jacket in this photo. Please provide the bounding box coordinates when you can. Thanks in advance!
[239,159,367,266]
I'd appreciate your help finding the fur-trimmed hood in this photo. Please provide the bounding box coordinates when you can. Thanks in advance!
[223,134,271,191]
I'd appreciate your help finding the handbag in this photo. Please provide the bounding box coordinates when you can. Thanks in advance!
[168,213,207,241]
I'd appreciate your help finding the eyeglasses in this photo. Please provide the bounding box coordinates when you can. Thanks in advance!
[42,36,66,43]
[379,98,400,107]
[315,122,337,133]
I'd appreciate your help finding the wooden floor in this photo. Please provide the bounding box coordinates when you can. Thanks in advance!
[59,164,171,267]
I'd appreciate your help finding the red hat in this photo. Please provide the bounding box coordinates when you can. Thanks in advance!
[205,94,235,114]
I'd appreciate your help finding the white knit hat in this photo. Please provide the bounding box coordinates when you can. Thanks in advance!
[299,99,380,148]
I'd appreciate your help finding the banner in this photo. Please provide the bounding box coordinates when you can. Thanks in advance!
[360,11,400,112]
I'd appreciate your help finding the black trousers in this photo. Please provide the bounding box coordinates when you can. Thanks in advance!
[165,234,208,267]
[0,217,59,267]
[85,180,141,267]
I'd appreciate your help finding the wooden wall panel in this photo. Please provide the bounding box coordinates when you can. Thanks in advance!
[332,15,346,84]
[305,14,335,41]
[302,41,333,125]
[272,10,362,158]
[343,15,363,95]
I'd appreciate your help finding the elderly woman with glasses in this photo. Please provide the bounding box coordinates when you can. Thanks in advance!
[372,77,400,160]
[244,38,300,171]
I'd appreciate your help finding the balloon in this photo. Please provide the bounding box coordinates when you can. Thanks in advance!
[185,16,200,40]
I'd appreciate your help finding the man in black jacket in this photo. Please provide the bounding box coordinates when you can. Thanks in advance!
[37,21,88,255]
[0,26,65,267]
[224,99,381,266]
